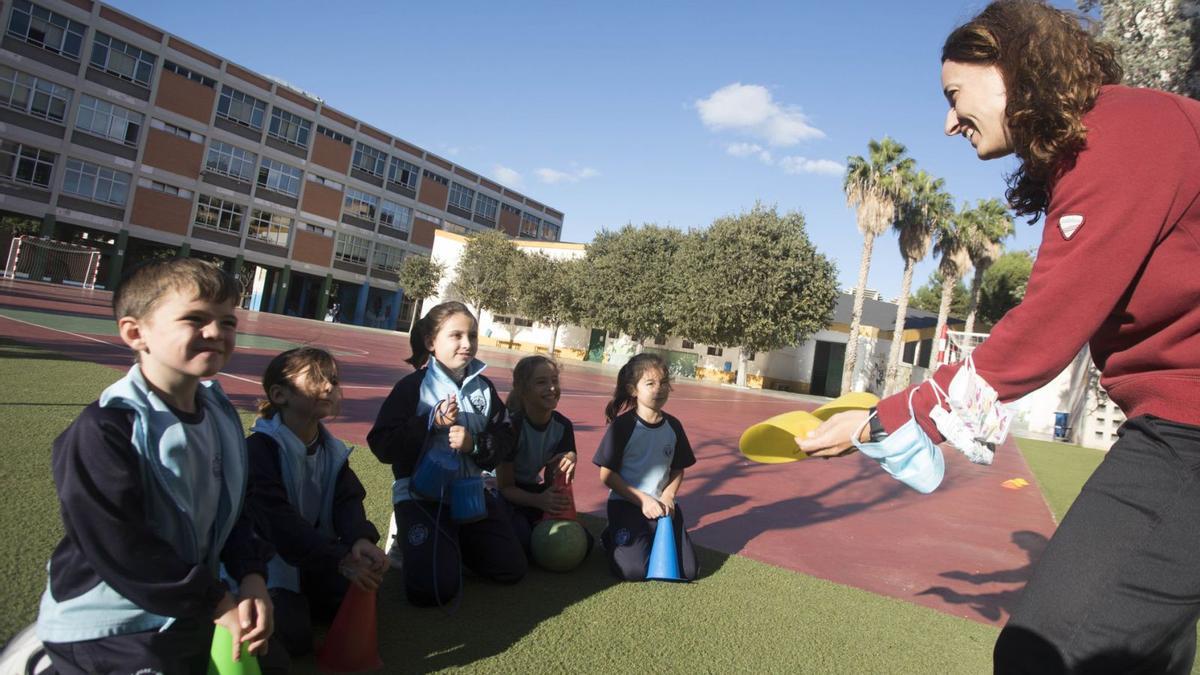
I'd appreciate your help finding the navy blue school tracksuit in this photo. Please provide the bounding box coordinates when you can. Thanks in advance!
[367,359,525,606]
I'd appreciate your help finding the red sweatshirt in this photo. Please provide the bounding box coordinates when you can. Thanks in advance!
[878,85,1200,439]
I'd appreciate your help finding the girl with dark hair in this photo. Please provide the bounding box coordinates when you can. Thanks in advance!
[800,1,1200,671]
[592,353,698,581]
[245,347,385,664]
[495,355,594,561]
[367,301,525,606]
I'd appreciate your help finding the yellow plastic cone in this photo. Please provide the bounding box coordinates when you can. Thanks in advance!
[811,392,880,421]
[738,410,823,463]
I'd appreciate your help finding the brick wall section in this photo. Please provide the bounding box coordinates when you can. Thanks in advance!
[225,63,272,94]
[411,217,437,248]
[360,124,390,145]
[299,181,342,221]
[142,128,204,177]
[98,6,163,42]
[416,177,448,211]
[393,139,422,159]
[292,229,333,266]
[425,154,452,171]
[167,37,221,68]
[130,187,191,235]
[311,134,351,174]
[498,208,520,237]
[453,167,478,182]
[320,107,357,130]
[276,87,317,111]
[63,0,92,11]
[154,70,216,125]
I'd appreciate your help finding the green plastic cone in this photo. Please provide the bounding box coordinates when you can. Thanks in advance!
[208,625,262,675]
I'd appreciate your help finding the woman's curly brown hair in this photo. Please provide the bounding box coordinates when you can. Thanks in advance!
[943,0,1122,221]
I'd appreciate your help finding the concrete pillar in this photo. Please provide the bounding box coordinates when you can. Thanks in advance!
[106,229,129,290]
[177,241,191,258]
[270,265,291,314]
[353,282,370,326]
[387,288,404,331]
[315,273,333,320]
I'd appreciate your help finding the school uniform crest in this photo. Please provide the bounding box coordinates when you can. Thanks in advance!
[408,523,429,546]
[614,528,631,546]
[468,391,488,410]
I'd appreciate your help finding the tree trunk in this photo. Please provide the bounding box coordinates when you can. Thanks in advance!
[736,349,749,387]
[965,265,987,335]
[884,259,917,395]
[550,323,560,357]
[932,274,956,371]
[841,231,877,394]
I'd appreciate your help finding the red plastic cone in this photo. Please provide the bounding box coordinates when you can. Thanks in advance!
[316,585,383,673]
[547,470,577,521]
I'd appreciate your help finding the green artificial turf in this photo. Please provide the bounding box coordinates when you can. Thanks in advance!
[1012,436,1106,523]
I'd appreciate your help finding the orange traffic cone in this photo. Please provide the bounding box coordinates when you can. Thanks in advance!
[316,584,383,673]
[547,470,577,521]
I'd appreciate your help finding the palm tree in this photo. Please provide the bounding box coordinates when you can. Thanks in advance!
[962,198,1014,334]
[930,206,972,371]
[841,137,914,393]
[885,170,951,394]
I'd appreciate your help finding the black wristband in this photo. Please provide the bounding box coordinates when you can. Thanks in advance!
[867,407,890,443]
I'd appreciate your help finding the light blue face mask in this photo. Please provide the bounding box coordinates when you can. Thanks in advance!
[852,389,945,494]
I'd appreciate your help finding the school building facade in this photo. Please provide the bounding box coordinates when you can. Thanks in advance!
[0,0,564,329]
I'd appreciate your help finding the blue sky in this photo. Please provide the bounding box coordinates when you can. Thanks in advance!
[111,0,1079,300]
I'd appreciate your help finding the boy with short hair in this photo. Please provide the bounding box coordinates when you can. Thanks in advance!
[36,257,273,674]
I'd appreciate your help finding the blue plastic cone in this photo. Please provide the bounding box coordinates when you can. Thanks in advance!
[646,514,685,582]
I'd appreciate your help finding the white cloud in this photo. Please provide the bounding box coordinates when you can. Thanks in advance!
[779,156,845,176]
[535,166,600,184]
[726,142,772,163]
[493,164,522,187]
[696,83,824,146]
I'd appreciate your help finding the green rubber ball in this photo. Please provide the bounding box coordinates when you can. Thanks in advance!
[531,519,588,572]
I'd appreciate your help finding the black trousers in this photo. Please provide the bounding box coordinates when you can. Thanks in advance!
[256,567,350,673]
[602,499,698,581]
[394,490,526,607]
[995,416,1200,674]
[44,618,211,675]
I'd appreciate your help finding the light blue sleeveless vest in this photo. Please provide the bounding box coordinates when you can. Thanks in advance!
[36,366,248,642]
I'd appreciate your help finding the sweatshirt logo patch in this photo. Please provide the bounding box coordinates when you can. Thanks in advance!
[1058,214,1084,240]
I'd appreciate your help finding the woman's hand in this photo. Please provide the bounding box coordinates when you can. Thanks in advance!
[795,409,872,458]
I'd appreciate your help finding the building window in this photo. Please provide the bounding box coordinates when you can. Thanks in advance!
[352,142,386,177]
[334,233,370,265]
[256,157,302,197]
[681,339,695,350]
[306,173,342,191]
[520,212,540,238]
[706,346,724,357]
[414,210,442,226]
[247,209,291,246]
[501,203,521,216]
[7,0,85,60]
[540,221,561,241]
[62,158,130,206]
[89,33,156,87]
[474,194,498,223]
[0,65,72,123]
[267,107,311,148]
[422,169,448,186]
[216,85,266,130]
[387,157,419,189]
[0,140,56,188]
[136,177,191,199]
[372,242,404,273]
[343,187,379,221]
[150,118,203,143]
[316,124,350,145]
[654,336,667,346]
[298,222,331,237]
[163,60,215,88]
[194,193,244,234]
[494,315,534,328]
[379,200,411,234]
[205,140,257,182]
[448,182,475,212]
[75,94,142,146]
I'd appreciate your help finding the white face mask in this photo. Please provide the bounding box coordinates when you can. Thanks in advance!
[853,390,945,494]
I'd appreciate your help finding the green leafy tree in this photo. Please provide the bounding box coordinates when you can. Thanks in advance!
[842,137,914,393]
[960,198,1014,334]
[576,224,684,343]
[1080,0,1199,99]
[977,249,1034,328]
[911,272,970,317]
[885,171,952,395]
[449,230,521,319]
[511,252,580,355]
[671,204,837,386]
[398,254,445,332]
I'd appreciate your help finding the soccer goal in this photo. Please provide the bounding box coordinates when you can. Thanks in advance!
[935,328,989,368]
[3,235,101,290]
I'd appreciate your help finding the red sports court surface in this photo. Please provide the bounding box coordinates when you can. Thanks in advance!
[0,279,1057,626]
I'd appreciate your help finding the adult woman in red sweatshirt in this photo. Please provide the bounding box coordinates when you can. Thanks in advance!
[800,1,1200,672]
